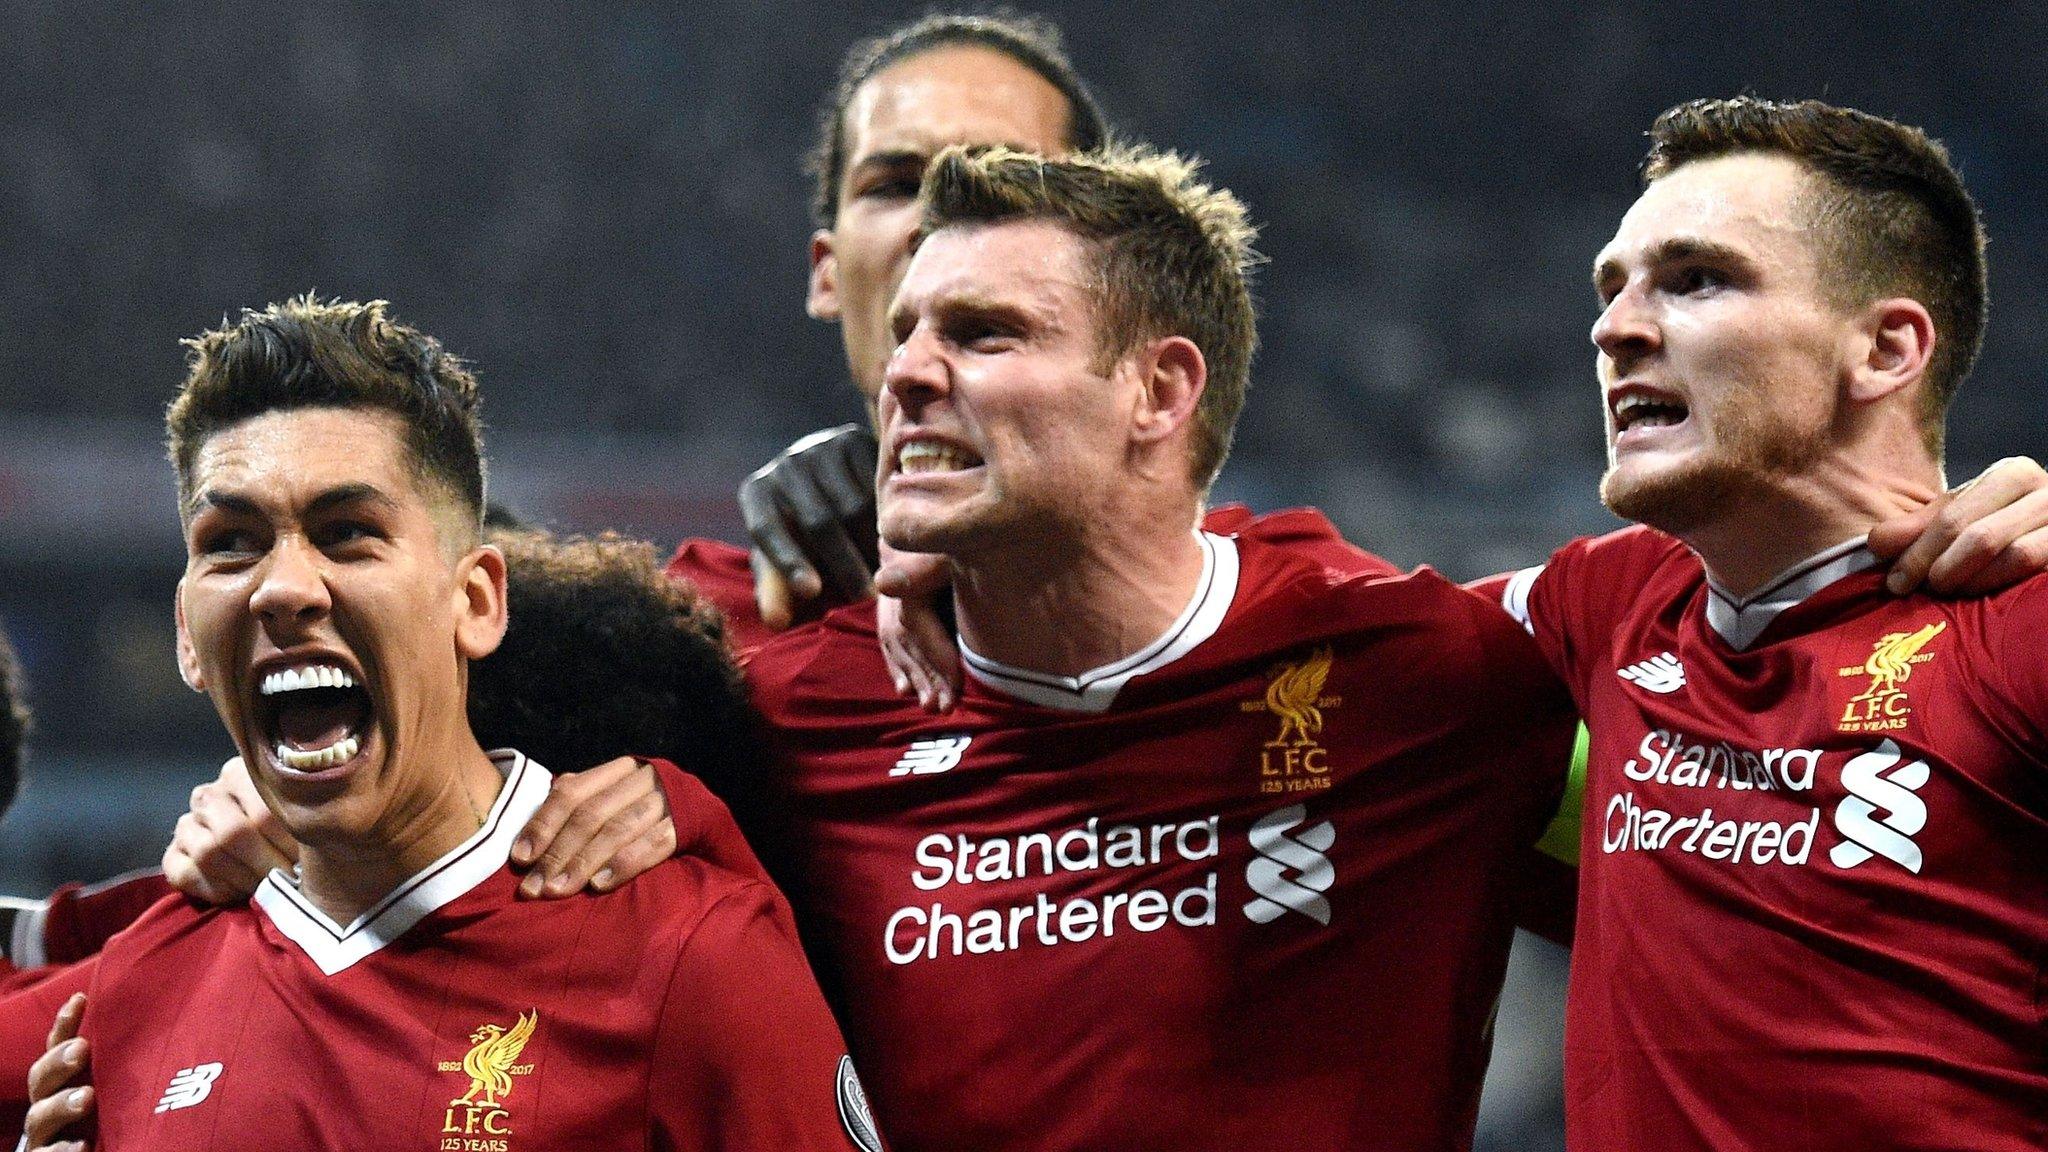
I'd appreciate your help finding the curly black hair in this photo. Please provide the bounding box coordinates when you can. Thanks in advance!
[469,530,758,792]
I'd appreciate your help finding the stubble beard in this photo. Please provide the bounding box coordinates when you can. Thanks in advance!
[1600,396,1831,536]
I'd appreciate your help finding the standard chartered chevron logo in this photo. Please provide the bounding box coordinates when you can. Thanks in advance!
[1829,739,1930,874]
[1243,803,1336,925]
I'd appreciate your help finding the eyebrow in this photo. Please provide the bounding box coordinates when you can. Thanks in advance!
[1592,237,1750,292]
[187,482,399,521]
[889,291,1051,340]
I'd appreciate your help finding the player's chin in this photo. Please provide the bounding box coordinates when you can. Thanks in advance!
[1600,458,1734,534]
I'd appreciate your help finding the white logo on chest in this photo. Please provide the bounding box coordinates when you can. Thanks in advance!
[1829,739,1931,873]
[1618,651,1686,694]
[1243,803,1336,925]
[155,1061,224,1113]
[890,735,973,777]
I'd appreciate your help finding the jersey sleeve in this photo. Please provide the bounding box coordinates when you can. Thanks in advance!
[649,881,872,1152]
[1985,576,2048,756]
[0,954,97,1142]
[32,870,176,968]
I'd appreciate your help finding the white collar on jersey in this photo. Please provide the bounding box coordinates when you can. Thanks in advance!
[251,749,551,976]
[1704,535,1878,651]
[959,530,1241,713]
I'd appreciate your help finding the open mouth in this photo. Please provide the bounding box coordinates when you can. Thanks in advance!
[257,663,373,774]
[1612,392,1690,435]
[896,440,983,476]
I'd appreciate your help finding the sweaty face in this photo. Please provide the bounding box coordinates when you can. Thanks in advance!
[1590,153,1853,534]
[809,45,1074,403]
[877,220,1133,556]
[175,407,502,855]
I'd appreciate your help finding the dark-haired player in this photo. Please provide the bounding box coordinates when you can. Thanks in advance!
[15,298,865,1150]
[679,11,1110,644]
[1495,98,2048,1148]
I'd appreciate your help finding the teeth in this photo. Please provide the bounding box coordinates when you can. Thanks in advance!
[261,664,357,696]
[898,441,977,475]
[275,734,360,772]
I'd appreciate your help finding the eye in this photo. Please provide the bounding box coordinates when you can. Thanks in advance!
[1671,264,1725,295]
[197,528,260,557]
[860,177,921,202]
[316,520,380,550]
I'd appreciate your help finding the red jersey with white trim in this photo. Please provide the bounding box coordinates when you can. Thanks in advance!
[748,515,1576,1152]
[70,751,876,1152]
[0,869,174,993]
[662,506,1363,658]
[1507,526,2048,1150]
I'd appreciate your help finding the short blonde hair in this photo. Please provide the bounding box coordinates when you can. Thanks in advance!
[920,142,1261,488]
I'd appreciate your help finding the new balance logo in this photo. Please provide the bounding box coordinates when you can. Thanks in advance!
[1618,652,1686,694]
[155,1062,223,1113]
[1243,803,1336,925]
[1830,739,1930,873]
[890,736,972,778]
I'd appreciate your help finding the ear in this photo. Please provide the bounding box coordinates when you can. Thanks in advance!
[174,578,205,692]
[453,544,510,661]
[807,229,842,321]
[1129,335,1209,448]
[1846,297,1935,405]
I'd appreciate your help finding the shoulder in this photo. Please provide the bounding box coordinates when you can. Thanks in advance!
[743,601,894,723]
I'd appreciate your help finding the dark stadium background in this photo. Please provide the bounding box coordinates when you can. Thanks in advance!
[1,4,2041,1145]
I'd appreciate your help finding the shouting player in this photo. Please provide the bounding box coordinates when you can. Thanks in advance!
[741,143,1579,1152]
[1498,98,2048,1148]
[18,298,866,1150]
[687,11,1108,642]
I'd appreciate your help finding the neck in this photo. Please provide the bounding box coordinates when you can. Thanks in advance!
[952,506,1208,677]
[294,737,506,925]
[1680,449,1942,599]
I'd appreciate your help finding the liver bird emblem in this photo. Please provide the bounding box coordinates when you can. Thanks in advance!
[454,1010,538,1108]
[1853,621,1946,700]
[1266,646,1333,747]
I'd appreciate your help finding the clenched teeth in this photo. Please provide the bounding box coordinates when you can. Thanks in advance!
[261,665,357,696]
[276,734,359,772]
[1614,394,1687,432]
[898,441,980,474]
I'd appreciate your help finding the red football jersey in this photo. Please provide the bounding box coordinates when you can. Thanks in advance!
[662,506,1365,659]
[69,751,878,1152]
[748,517,1576,1152]
[1507,526,2048,1150]
[0,869,175,994]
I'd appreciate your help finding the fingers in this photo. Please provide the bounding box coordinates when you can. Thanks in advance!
[751,550,795,632]
[27,995,94,1149]
[776,460,875,603]
[516,758,675,897]
[873,544,951,599]
[878,595,963,712]
[739,469,822,602]
[161,764,299,905]
[23,1081,92,1151]
[1954,525,2048,595]
[1879,457,2048,594]
[42,992,82,1053]
[739,424,884,609]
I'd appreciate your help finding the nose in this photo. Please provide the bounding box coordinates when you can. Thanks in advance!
[1591,281,1660,368]
[249,535,331,632]
[882,321,949,417]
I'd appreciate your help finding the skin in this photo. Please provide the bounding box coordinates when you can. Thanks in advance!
[880,218,1209,675]
[1591,153,1942,595]
[760,40,1078,641]
[808,44,1074,404]
[174,407,508,924]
